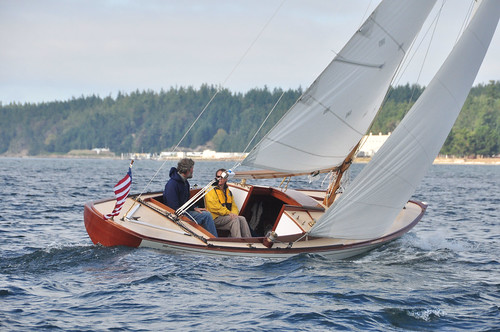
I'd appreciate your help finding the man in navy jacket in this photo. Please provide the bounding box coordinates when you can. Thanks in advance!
[163,158,218,237]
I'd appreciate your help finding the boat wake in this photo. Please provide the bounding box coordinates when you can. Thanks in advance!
[384,307,447,325]
[351,232,471,265]
[404,233,471,252]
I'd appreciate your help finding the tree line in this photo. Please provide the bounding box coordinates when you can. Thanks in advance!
[0,81,498,157]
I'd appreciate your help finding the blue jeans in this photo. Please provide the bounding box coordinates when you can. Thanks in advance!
[187,210,218,237]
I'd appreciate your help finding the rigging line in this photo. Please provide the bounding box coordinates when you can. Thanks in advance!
[403,0,473,107]
[173,90,220,153]
[328,0,375,59]
[367,7,439,127]
[384,0,445,111]
[393,3,443,85]
[408,0,473,102]
[456,0,476,45]
[176,180,216,217]
[359,0,374,28]
[132,87,221,209]
[231,90,286,171]
[221,0,287,87]
[413,1,445,89]
[134,0,287,197]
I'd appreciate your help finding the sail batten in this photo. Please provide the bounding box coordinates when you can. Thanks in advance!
[311,0,500,240]
[242,0,437,173]
[334,58,385,69]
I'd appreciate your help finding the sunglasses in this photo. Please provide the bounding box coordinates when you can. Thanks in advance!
[216,171,228,180]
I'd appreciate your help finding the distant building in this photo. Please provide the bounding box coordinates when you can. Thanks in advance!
[202,150,217,159]
[357,132,391,157]
[157,149,247,160]
[202,150,247,159]
[92,147,110,154]
[186,151,203,158]
[131,153,152,160]
[159,151,185,159]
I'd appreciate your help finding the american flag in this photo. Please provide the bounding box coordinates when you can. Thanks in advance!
[105,162,133,219]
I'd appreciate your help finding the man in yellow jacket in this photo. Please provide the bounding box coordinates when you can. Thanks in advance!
[205,168,252,238]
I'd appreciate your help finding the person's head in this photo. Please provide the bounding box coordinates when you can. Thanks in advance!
[177,158,195,179]
[215,168,228,187]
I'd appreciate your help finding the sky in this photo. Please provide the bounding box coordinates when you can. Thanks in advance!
[1,0,499,105]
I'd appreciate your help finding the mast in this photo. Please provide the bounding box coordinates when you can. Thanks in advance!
[323,141,360,207]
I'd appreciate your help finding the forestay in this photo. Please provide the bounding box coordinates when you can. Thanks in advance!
[311,0,500,239]
[242,0,436,173]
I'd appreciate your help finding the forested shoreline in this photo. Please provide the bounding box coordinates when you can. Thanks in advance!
[1,81,498,157]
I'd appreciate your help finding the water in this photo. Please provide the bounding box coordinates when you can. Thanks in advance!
[1,158,499,331]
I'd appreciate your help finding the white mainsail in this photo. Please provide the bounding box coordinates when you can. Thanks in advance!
[311,0,500,239]
[242,0,437,173]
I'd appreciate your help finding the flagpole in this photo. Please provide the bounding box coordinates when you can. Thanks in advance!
[119,159,136,219]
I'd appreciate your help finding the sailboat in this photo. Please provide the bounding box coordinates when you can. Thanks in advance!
[84,0,499,259]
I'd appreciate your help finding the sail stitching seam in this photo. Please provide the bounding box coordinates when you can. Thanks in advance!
[311,95,364,136]
[263,136,347,159]
[370,17,406,53]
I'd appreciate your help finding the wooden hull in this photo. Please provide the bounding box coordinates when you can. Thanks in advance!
[84,199,142,248]
[83,184,427,259]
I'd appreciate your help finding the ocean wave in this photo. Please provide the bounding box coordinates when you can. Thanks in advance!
[0,244,132,275]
